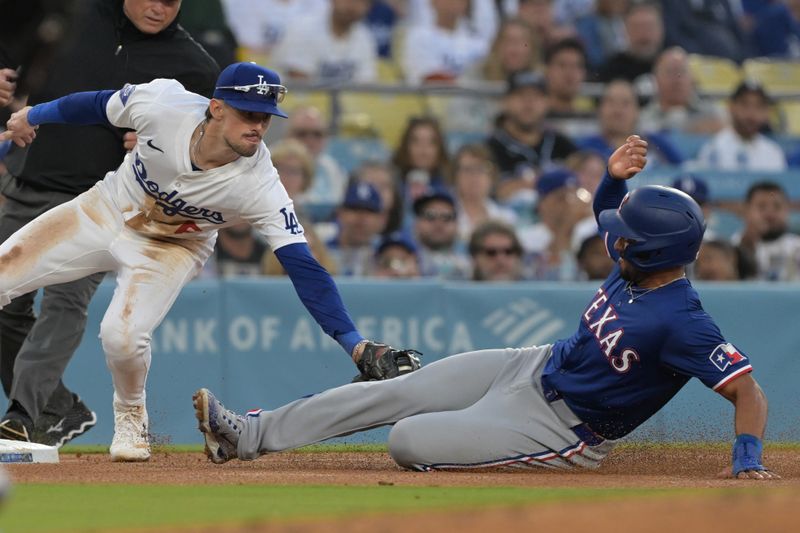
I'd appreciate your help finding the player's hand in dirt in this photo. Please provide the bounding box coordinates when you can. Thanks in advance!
[716,465,781,480]
[0,106,37,147]
[608,135,648,180]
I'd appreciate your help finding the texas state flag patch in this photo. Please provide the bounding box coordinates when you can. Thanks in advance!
[709,343,747,371]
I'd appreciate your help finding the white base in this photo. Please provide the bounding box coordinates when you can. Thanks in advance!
[0,439,59,463]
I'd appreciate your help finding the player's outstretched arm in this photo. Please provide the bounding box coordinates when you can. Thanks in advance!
[0,90,115,147]
[274,243,422,381]
[716,374,780,480]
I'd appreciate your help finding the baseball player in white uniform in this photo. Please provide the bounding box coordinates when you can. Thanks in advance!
[0,62,419,461]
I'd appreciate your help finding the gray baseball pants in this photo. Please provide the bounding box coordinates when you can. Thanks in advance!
[0,177,104,422]
[238,345,616,470]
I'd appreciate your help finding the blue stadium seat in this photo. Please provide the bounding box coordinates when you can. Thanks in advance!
[633,168,800,201]
[446,131,488,153]
[660,131,711,161]
[325,137,391,174]
[707,209,742,240]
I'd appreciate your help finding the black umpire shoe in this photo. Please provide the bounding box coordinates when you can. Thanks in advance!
[33,395,97,448]
[0,415,31,442]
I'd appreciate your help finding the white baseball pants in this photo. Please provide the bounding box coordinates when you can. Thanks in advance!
[0,183,212,406]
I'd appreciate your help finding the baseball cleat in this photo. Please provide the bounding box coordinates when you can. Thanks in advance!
[0,417,31,442]
[109,402,150,462]
[193,388,242,464]
[34,395,97,448]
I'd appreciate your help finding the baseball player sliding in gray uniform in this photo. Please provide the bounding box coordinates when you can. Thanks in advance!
[193,136,777,480]
[0,62,420,462]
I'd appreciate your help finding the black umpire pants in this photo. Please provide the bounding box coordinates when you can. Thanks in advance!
[0,175,105,423]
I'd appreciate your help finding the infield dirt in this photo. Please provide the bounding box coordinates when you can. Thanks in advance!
[8,445,799,533]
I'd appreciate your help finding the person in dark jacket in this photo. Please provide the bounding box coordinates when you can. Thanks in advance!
[0,0,219,447]
[486,71,577,205]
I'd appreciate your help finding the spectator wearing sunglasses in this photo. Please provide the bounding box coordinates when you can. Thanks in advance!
[286,106,348,210]
[468,221,525,282]
[412,187,471,279]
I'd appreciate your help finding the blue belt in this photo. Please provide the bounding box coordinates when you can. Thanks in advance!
[541,379,605,447]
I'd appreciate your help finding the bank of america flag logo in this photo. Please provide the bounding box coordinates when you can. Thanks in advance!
[482,298,565,347]
[709,343,746,371]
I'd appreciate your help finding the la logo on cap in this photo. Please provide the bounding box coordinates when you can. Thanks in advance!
[256,75,271,96]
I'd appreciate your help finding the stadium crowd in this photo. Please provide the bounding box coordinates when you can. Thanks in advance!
[4,0,800,283]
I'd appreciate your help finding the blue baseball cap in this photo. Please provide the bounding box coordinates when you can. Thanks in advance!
[671,174,710,205]
[506,70,547,95]
[213,62,288,118]
[412,186,456,215]
[343,181,383,212]
[535,168,578,197]
[376,232,418,256]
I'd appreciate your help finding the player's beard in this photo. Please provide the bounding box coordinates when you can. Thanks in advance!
[618,258,647,285]
[225,135,260,158]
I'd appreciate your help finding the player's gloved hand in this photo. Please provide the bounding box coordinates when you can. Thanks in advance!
[352,341,422,382]
[726,434,780,480]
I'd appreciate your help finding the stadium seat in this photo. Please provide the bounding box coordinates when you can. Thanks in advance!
[742,59,800,94]
[325,137,391,174]
[779,101,800,136]
[280,90,333,122]
[446,131,488,153]
[687,54,742,94]
[707,209,743,241]
[338,92,429,148]
[376,59,404,84]
[661,131,711,161]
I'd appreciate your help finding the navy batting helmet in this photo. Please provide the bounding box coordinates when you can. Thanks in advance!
[598,185,706,272]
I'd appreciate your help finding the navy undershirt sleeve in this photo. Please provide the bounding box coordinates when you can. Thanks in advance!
[275,242,364,355]
[27,90,115,126]
[593,171,629,260]
[592,171,628,222]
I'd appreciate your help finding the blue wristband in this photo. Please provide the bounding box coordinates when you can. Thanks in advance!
[732,433,764,475]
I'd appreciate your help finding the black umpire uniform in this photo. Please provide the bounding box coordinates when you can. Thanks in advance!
[0,0,219,444]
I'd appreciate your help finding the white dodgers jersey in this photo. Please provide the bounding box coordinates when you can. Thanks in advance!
[102,79,306,251]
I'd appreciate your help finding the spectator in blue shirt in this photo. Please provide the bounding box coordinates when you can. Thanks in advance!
[574,0,629,74]
[752,1,800,59]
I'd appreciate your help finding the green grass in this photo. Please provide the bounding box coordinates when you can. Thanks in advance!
[1,485,655,533]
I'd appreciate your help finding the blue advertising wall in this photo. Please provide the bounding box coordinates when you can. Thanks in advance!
[1,279,798,446]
